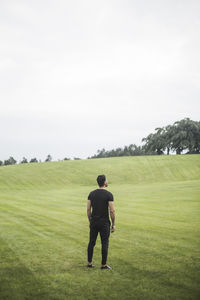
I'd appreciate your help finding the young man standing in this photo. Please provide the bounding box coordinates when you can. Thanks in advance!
[87,174,115,269]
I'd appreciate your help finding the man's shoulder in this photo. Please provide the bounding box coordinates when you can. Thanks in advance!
[103,189,114,201]
[88,189,98,197]
[90,189,98,194]
[104,189,113,195]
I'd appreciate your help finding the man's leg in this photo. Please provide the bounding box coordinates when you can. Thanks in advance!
[100,222,110,266]
[87,223,98,264]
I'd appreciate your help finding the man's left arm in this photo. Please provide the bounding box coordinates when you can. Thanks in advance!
[87,200,92,226]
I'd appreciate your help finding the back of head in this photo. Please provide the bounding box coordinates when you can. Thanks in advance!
[97,174,106,187]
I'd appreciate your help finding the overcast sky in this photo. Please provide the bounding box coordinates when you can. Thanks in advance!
[0,0,200,161]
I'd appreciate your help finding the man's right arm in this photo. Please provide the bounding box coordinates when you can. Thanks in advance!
[108,201,115,232]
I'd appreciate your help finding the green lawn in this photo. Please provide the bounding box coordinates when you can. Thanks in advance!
[0,155,200,300]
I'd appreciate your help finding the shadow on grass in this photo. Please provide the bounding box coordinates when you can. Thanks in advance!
[112,257,200,300]
[0,238,51,300]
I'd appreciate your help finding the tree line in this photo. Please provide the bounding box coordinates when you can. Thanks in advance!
[0,155,78,167]
[88,118,200,158]
[0,118,199,166]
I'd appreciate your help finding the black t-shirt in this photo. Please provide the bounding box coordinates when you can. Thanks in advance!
[88,189,114,220]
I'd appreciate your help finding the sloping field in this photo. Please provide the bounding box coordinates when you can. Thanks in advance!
[0,155,200,300]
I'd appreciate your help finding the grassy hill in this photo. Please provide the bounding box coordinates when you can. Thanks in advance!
[0,155,200,300]
[0,154,199,189]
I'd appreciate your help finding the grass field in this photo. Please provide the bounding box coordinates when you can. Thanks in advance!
[0,155,200,300]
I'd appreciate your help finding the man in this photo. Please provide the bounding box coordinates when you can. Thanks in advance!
[87,174,115,269]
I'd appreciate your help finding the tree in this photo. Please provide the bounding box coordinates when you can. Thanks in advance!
[128,144,145,156]
[184,119,200,153]
[97,148,106,158]
[89,144,146,158]
[63,157,71,160]
[162,125,174,155]
[4,156,17,165]
[29,158,38,163]
[192,121,200,153]
[0,160,3,166]
[170,118,200,154]
[142,128,166,155]
[45,154,52,162]
[142,118,200,155]
[20,157,28,164]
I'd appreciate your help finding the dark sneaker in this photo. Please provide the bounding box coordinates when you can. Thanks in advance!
[87,264,94,268]
[101,265,112,269]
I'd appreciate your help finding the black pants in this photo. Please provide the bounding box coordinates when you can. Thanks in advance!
[87,218,110,265]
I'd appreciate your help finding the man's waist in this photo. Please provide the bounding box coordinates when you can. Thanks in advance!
[91,215,110,222]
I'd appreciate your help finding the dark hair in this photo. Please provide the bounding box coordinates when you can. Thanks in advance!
[97,174,106,187]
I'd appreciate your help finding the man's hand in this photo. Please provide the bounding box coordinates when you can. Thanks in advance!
[111,225,115,233]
